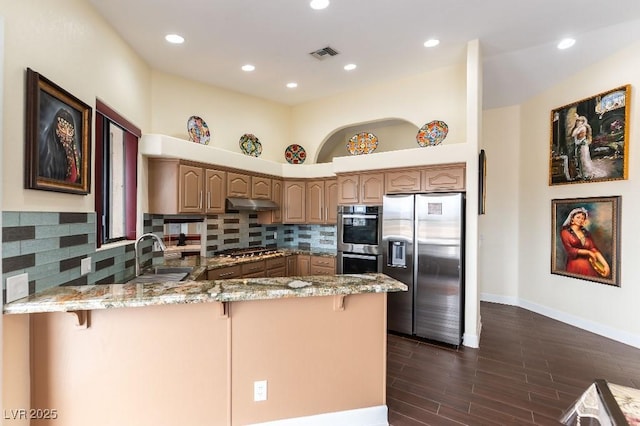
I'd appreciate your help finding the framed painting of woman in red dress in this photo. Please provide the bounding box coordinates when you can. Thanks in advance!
[552,196,620,286]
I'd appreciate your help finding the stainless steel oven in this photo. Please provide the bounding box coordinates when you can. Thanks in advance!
[337,252,383,274]
[337,205,382,254]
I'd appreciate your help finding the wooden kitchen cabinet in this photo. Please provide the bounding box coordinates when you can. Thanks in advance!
[422,164,466,191]
[241,259,266,278]
[286,255,297,276]
[227,172,251,198]
[283,180,306,223]
[337,172,384,205]
[310,255,336,276]
[385,169,421,193]
[297,254,311,276]
[208,265,242,280]
[257,179,283,224]
[265,257,286,277]
[306,178,338,224]
[251,176,272,200]
[147,159,226,214]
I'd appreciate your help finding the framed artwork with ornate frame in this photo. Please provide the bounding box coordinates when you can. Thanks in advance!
[551,196,620,287]
[549,85,630,186]
[25,68,92,194]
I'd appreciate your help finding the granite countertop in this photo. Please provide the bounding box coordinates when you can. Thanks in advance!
[3,273,406,315]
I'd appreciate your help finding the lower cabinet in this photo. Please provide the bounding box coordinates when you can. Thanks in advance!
[208,265,242,280]
[241,260,266,278]
[265,257,286,277]
[310,255,336,276]
[297,255,311,276]
[286,255,297,276]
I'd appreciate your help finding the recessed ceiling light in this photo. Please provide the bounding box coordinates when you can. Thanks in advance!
[557,38,576,50]
[424,39,440,48]
[286,82,298,88]
[344,64,357,71]
[310,0,329,10]
[165,34,184,44]
[241,64,255,72]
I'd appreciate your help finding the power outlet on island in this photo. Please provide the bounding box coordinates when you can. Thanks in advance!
[254,380,267,402]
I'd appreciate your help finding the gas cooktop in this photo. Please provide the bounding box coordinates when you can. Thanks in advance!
[214,247,280,259]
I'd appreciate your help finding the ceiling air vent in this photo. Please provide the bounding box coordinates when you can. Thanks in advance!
[310,46,339,60]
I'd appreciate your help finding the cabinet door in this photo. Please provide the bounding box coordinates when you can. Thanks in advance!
[179,165,204,213]
[297,255,311,276]
[241,260,266,276]
[271,179,283,223]
[306,180,325,224]
[360,173,385,205]
[205,169,226,214]
[227,172,251,198]
[286,255,297,276]
[283,181,305,223]
[422,165,466,191]
[251,176,272,200]
[325,179,338,224]
[337,174,360,205]
[385,170,421,193]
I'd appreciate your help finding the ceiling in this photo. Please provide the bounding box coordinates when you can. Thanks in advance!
[89,0,640,109]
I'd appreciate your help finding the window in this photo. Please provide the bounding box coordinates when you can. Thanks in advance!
[95,100,140,248]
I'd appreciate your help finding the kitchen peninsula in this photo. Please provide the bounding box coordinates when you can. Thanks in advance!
[4,271,406,426]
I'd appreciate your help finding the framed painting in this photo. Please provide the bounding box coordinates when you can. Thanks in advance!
[25,68,92,194]
[551,196,620,287]
[549,85,630,185]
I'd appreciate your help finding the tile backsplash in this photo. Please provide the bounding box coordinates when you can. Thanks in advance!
[2,211,336,301]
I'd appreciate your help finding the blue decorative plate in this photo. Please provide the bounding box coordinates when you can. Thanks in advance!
[239,134,262,157]
[187,116,210,144]
[417,120,448,146]
[284,144,307,164]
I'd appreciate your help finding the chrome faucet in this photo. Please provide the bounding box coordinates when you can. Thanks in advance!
[135,233,167,276]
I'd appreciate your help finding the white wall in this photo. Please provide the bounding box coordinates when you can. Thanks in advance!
[0,0,151,212]
[481,40,640,347]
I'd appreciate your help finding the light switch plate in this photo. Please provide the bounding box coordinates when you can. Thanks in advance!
[6,273,29,303]
[81,257,92,275]
[254,380,267,402]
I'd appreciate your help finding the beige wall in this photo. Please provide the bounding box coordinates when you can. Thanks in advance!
[481,40,640,345]
[0,0,152,212]
[150,71,292,163]
[27,294,386,426]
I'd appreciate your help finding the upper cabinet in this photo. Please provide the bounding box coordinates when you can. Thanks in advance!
[283,180,305,223]
[257,178,283,225]
[306,178,338,224]
[337,172,384,205]
[227,172,251,198]
[386,163,466,193]
[147,158,226,215]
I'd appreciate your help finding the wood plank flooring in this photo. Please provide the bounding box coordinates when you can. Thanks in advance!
[387,301,640,425]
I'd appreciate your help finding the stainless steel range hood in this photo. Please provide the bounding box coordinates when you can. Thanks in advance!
[225,197,278,211]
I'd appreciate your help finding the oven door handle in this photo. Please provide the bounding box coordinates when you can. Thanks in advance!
[340,214,378,220]
[341,253,378,260]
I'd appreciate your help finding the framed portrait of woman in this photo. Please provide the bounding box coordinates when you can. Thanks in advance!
[551,196,621,287]
[25,68,92,194]
[549,85,630,186]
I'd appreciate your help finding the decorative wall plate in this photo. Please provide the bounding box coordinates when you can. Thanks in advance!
[347,132,378,155]
[187,116,211,144]
[239,133,262,157]
[416,120,448,146]
[284,144,306,164]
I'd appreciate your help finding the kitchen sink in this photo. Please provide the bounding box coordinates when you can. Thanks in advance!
[127,266,194,284]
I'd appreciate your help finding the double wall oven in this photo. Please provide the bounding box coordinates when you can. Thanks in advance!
[337,205,382,274]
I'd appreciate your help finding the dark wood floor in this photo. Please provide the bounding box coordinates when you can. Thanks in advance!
[387,301,640,425]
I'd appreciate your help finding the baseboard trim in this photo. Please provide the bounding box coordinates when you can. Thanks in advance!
[480,292,640,349]
[249,405,389,426]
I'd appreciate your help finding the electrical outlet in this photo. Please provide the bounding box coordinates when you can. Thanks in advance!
[153,241,161,251]
[6,273,29,303]
[254,380,267,402]
[81,257,92,275]
[274,231,278,239]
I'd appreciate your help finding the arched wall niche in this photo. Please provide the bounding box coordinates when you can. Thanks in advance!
[315,118,419,163]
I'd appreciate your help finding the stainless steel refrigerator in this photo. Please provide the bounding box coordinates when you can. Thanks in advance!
[382,193,464,345]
